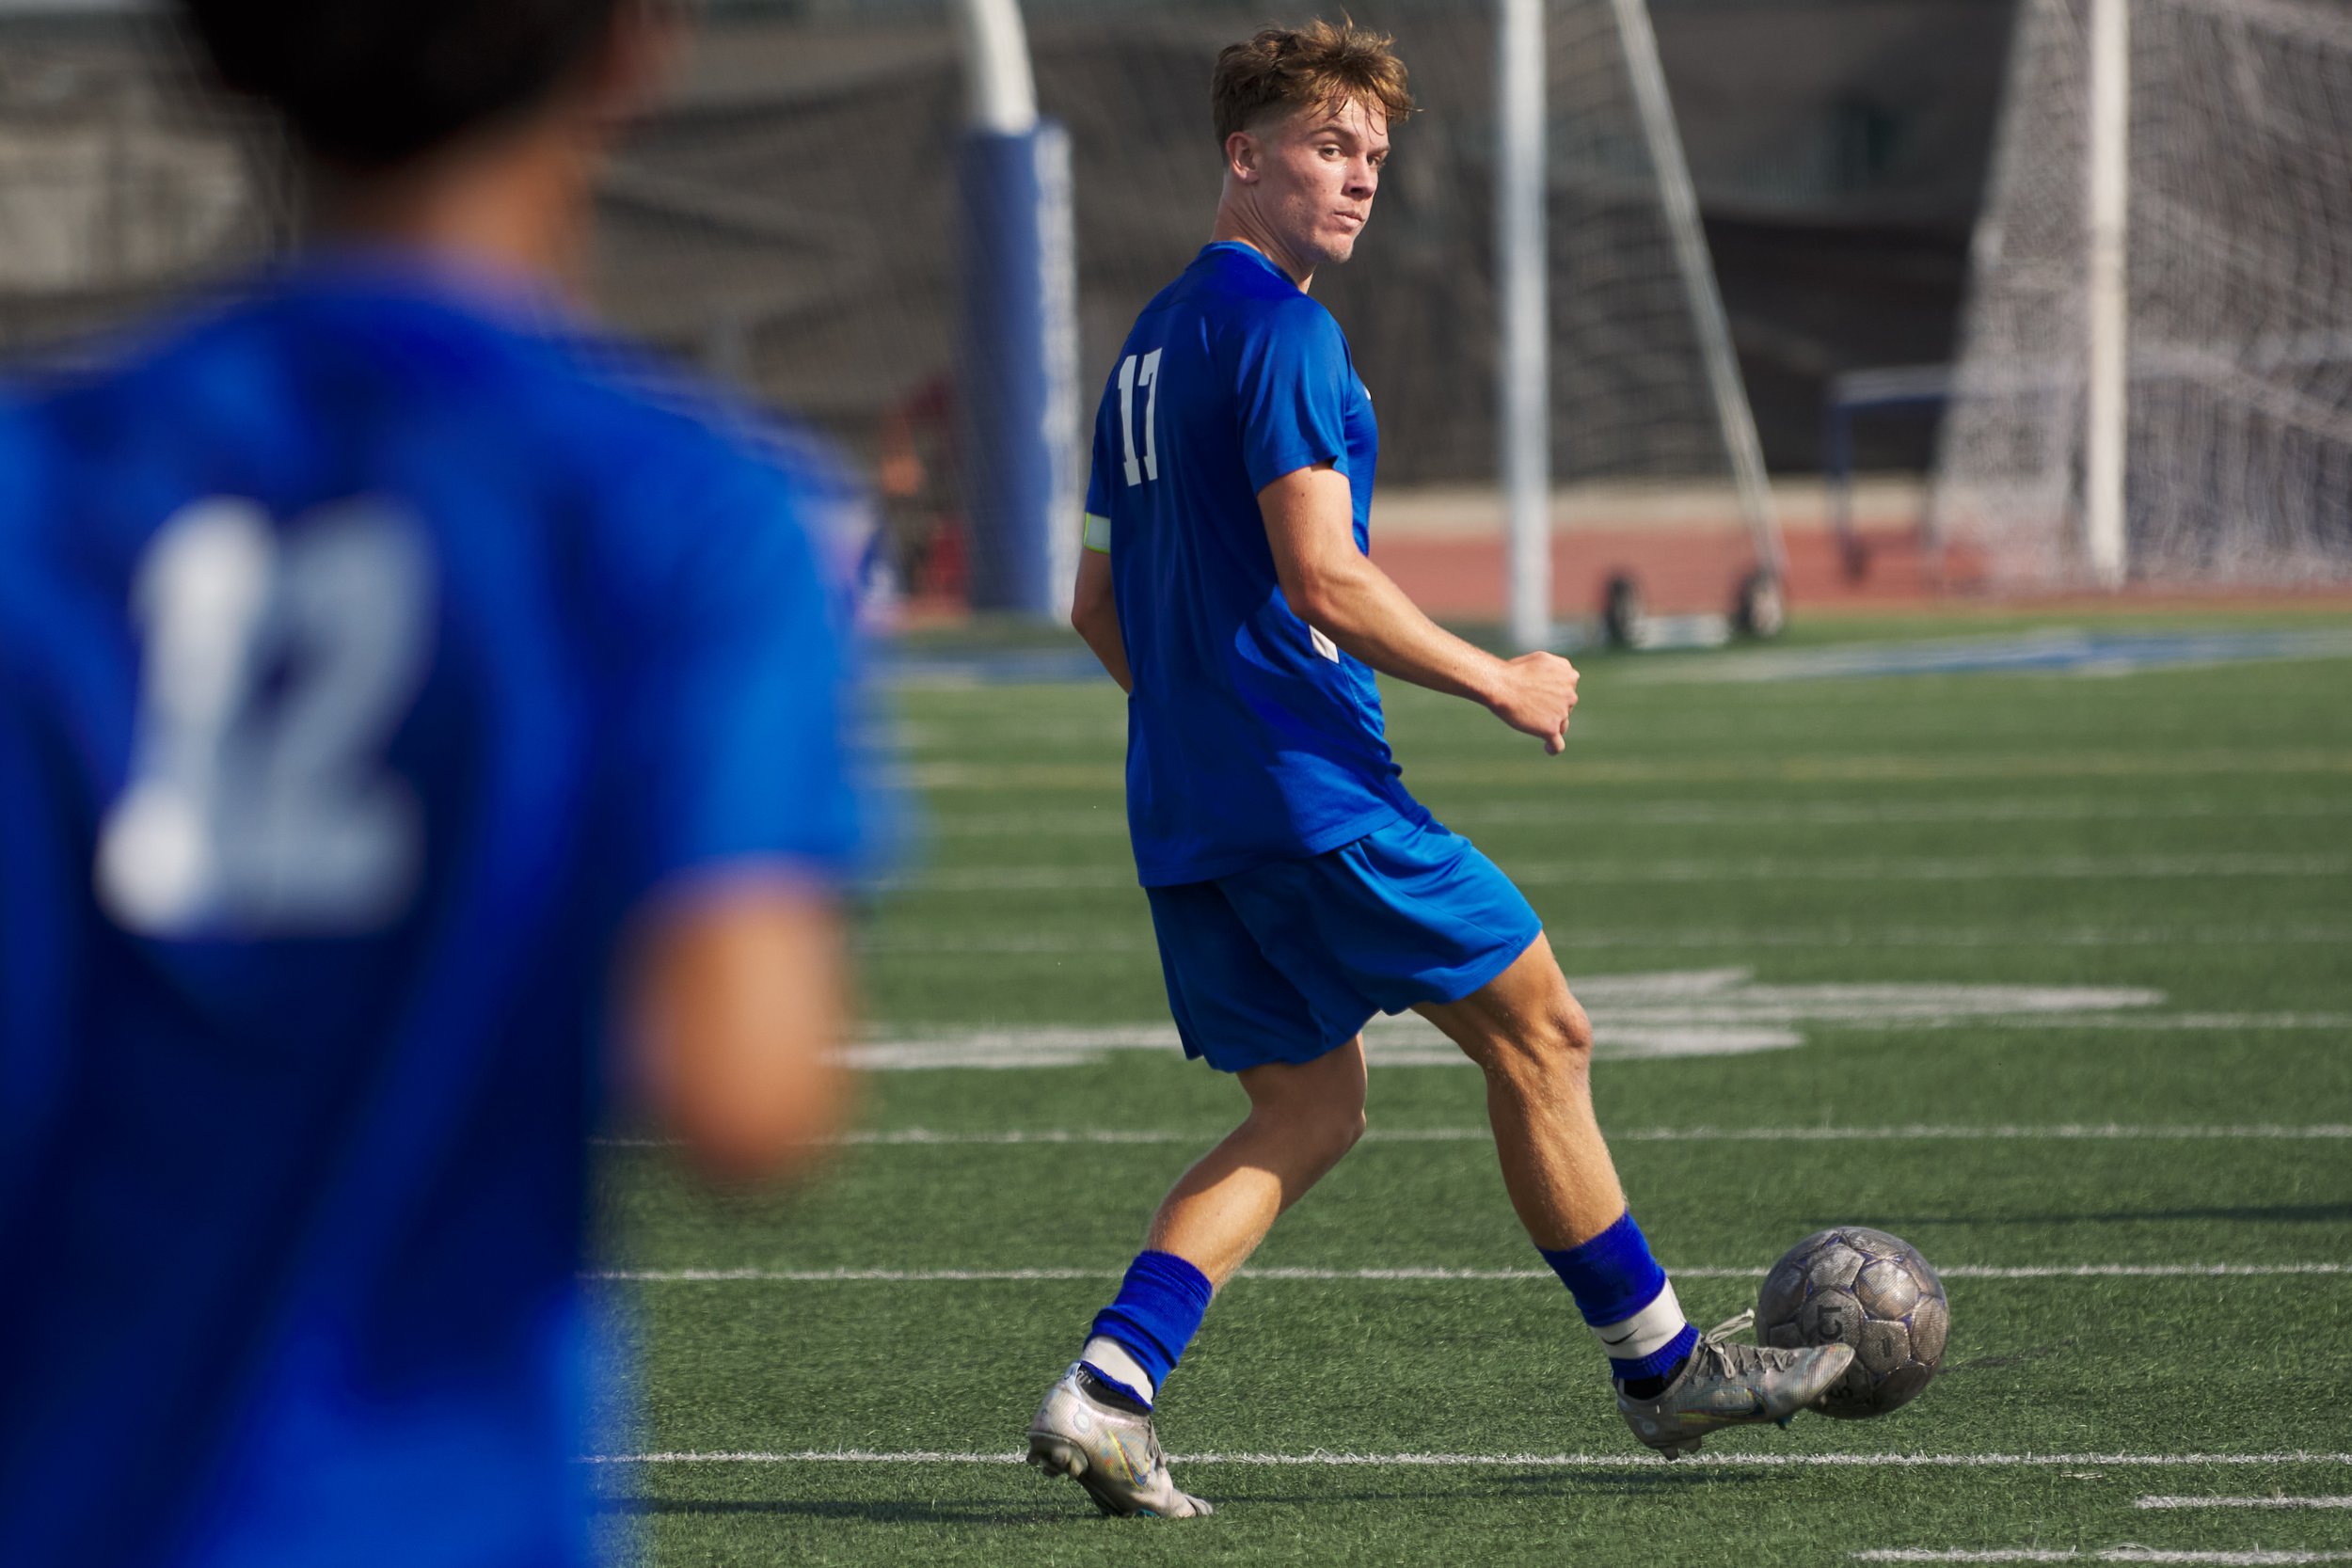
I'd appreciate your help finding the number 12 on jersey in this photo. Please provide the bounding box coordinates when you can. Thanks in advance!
[1118,348,1163,487]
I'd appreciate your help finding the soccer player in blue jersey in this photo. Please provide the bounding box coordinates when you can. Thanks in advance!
[1025,20,1851,1517]
[0,3,868,1565]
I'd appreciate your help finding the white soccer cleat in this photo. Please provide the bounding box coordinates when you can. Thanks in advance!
[1025,1363,1213,1518]
[1615,1314,1855,1459]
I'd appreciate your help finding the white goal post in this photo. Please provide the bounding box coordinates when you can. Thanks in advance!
[2082,0,2128,588]
[1499,0,1785,650]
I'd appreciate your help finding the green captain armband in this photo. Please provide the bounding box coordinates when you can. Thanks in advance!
[1082,512,1112,553]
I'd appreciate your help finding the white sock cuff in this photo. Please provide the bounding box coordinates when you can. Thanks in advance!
[1081,1336,1156,1402]
[1589,1279,1689,1364]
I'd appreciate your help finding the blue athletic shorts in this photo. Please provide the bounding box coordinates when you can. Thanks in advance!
[1142,814,1543,1074]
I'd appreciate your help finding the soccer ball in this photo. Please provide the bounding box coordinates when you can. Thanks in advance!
[1756,1227,1948,1419]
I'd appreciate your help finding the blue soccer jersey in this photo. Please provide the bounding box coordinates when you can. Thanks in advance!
[1087,242,1420,886]
[0,257,866,1568]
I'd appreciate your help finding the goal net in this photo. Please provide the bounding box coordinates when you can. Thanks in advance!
[1931,0,2352,588]
[1,0,1778,626]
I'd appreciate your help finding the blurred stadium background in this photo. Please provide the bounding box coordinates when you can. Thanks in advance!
[24,0,2344,639]
[8,6,2350,1563]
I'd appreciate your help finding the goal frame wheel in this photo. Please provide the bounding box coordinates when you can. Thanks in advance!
[1732,569,1787,641]
[1599,572,1645,649]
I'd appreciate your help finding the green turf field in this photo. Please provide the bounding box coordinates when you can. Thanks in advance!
[593,612,2352,1566]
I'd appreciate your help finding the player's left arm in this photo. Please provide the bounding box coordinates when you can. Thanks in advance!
[612,461,872,1181]
[628,874,850,1183]
[1237,305,1576,752]
[1069,532,1133,693]
[1262,463,1578,753]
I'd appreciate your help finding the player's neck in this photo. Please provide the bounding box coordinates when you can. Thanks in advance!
[1210,203,1315,293]
[307,123,596,300]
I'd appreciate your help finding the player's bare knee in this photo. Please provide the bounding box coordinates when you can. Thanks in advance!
[1307,1084,1369,1163]
[1474,1005,1592,1088]
[1551,1012,1596,1089]
[1320,1103,1368,1168]
[1555,997,1596,1060]
[1256,1081,1365,1166]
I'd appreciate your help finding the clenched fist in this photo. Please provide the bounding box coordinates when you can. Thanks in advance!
[1485,650,1580,754]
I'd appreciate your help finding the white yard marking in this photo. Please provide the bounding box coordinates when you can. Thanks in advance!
[592,1263,2350,1284]
[865,931,1154,953]
[927,798,2352,835]
[905,750,2352,793]
[1461,798,2352,828]
[1637,626,2352,686]
[1854,1553,2352,1564]
[598,1267,1117,1282]
[2137,1497,2352,1510]
[593,1122,2352,1150]
[826,970,2345,1069]
[1923,1265,2350,1278]
[1606,1124,2352,1144]
[1882,1014,2352,1034]
[845,1014,2344,1070]
[1513,847,2352,881]
[582,1449,2352,1470]
[890,853,2349,894]
[864,924,2352,956]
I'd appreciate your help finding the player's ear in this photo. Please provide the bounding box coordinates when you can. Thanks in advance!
[1224,129,1260,182]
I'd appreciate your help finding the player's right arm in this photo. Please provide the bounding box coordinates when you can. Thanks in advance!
[1069,409,1134,693]
[1260,462,1579,754]
[1070,536,1133,694]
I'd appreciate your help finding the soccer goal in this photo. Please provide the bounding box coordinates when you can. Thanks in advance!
[1931,0,2352,590]
[1497,0,1785,650]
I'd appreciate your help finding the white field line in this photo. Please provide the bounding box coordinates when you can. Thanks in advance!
[822,972,2334,1072]
[926,799,2352,836]
[1881,1014,2352,1033]
[591,1263,2352,1284]
[2137,1497,2352,1511]
[1630,626,2352,686]
[864,925,2352,955]
[827,1012,2343,1073]
[593,1123,2352,1150]
[582,1449,2352,1470]
[905,751,2352,790]
[1854,1551,2352,1564]
[890,854,2351,894]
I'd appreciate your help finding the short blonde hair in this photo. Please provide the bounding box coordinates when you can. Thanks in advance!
[1211,17,1415,149]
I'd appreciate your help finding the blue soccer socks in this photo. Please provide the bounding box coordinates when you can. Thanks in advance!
[1540,1211,1700,1388]
[1083,1250,1215,1408]
[1080,1230,1691,1409]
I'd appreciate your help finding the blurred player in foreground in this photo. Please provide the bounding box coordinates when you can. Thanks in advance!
[1026,19,1851,1517]
[0,2,868,1563]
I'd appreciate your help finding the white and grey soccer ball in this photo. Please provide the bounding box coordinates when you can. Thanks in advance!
[1756,1227,1948,1418]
